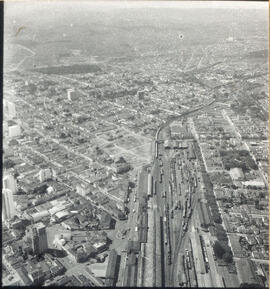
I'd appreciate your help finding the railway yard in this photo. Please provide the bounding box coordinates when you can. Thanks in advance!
[127,102,228,287]
[151,126,218,287]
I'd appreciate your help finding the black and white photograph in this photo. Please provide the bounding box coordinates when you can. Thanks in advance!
[2,0,269,287]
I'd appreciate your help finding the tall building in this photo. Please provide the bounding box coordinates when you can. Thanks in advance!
[2,189,16,221]
[3,174,17,194]
[27,222,48,255]
[8,124,21,138]
[4,100,16,119]
[8,101,17,119]
[39,168,53,183]
[67,88,76,101]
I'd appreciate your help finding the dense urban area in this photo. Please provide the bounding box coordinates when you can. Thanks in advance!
[2,2,269,288]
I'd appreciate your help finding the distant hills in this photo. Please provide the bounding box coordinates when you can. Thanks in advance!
[31,63,101,75]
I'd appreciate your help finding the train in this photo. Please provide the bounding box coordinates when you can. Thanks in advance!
[171,172,175,183]
[147,174,153,197]
[162,204,172,265]
[164,227,168,245]
[167,252,172,265]
[183,199,188,218]
[186,251,192,270]
[199,235,210,273]
[169,181,172,195]
[183,206,186,218]
[188,193,191,208]
[188,207,192,218]
[194,176,197,188]
[155,141,158,159]
[162,190,167,198]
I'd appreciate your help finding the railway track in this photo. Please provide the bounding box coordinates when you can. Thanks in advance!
[153,98,216,286]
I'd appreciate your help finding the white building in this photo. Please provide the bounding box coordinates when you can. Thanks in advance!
[229,167,244,181]
[2,189,16,221]
[4,100,16,120]
[67,88,76,101]
[31,210,50,223]
[39,168,53,183]
[8,102,16,119]
[8,124,21,138]
[3,174,17,194]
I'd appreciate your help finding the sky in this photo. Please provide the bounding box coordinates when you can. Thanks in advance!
[5,0,269,12]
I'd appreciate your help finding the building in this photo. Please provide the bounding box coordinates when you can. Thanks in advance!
[229,167,244,181]
[3,174,17,194]
[4,100,16,120]
[39,168,53,183]
[112,163,131,174]
[164,140,172,149]
[31,210,50,223]
[89,258,109,278]
[170,123,182,139]
[76,182,89,197]
[8,101,17,119]
[2,189,16,221]
[26,222,48,255]
[105,249,119,286]
[123,252,138,287]
[228,234,246,258]
[8,124,21,138]
[197,201,211,231]
[98,213,114,230]
[67,89,77,101]
[242,180,265,189]
[235,259,264,287]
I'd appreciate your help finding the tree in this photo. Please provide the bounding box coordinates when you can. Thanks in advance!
[14,170,20,178]
[3,159,16,169]
[33,184,48,194]
[240,283,264,288]
[255,200,262,210]
[213,241,225,259]
[213,214,222,224]
[223,252,233,263]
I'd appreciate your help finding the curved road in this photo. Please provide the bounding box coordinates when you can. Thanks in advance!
[155,98,216,141]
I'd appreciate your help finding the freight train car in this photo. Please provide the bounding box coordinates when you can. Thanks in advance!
[194,176,197,188]
[169,181,172,195]
[154,180,157,195]
[183,206,186,218]
[147,174,153,198]
[163,190,167,198]
[186,251,192,270]
[178,272,187,287]
[167,240,172,265]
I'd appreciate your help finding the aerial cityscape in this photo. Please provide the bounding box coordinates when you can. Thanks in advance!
[2,1,269,287]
